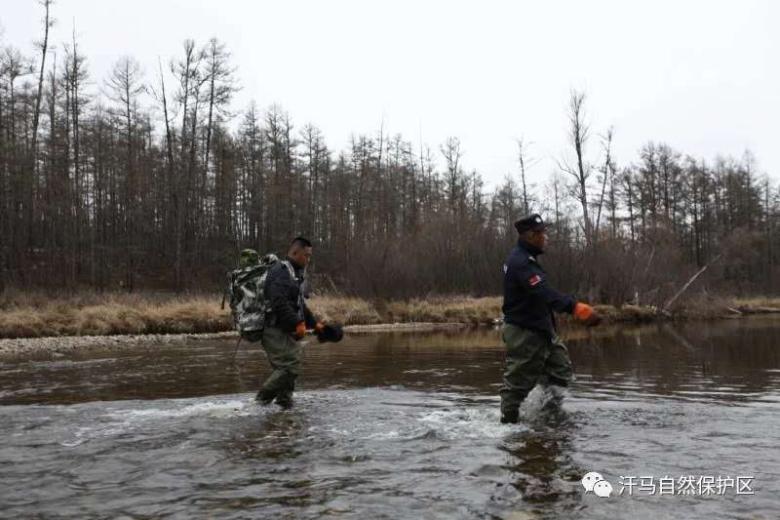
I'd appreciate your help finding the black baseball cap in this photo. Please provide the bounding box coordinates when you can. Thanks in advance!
[514,213,545,234]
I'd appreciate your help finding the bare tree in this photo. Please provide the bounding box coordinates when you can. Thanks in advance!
[105,56,144,290]
[594,126,615,239]
[202,37,238,237]
[62,24,88,284]
[440,136,463,216]
[621,167,637,245]
[202,39,237,168]
[516,137,534,215]
[170,39,205,290]
[30,0,53,168]
[558,89,593,246]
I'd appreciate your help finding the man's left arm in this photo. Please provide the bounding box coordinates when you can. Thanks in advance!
[524,265,600,325]
[521,264,576,314]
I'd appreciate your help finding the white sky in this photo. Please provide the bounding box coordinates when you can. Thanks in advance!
[2,0,778,188]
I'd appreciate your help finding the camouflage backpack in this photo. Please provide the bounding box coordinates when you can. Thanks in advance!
[226,249,295,342]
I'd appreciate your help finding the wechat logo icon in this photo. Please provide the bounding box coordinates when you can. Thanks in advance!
[582,471,613,498]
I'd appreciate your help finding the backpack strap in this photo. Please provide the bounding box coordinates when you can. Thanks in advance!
[281,260,297,282]
[281,260,306,318]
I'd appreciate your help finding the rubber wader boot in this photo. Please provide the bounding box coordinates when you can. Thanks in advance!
[501,408,520,424]
[255,389,276,405]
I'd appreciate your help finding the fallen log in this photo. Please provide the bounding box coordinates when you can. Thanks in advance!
[662,254,722,314]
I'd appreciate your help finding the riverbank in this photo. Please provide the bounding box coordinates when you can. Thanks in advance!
[0,291,779,340]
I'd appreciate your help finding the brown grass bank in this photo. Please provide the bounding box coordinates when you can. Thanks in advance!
[0,290,778,339]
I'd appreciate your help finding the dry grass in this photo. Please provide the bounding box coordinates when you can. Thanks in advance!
[384,296,502,325]
[0,292,231,338]
[0,292,500,338]
[306,296,383,325]
[0,290,777,339]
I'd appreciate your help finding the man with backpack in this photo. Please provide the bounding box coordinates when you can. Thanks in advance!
[253,236,327,409]
[227,237,343,409]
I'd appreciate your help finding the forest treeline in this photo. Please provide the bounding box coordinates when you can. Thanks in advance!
[1,1,778,304]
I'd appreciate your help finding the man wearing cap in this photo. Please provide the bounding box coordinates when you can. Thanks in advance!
[500,214,601,424]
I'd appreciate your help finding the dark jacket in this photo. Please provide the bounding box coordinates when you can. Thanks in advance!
[502,239,576,337]
[264,257,317,333]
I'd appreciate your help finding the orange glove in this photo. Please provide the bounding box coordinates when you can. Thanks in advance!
[314,321,326,334]
[574,302,593,321]
[294,321,306,339]
[574,302,601,326]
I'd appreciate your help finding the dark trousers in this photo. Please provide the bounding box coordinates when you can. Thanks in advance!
[258,326,302,403]
[499,323,573,414]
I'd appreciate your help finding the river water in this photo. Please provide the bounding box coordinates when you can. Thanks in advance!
[1,318,779,519]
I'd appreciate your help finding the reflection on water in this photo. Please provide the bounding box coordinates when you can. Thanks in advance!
[1,317,779,519]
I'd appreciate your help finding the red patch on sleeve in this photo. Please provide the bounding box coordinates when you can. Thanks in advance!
[528,274,542,287]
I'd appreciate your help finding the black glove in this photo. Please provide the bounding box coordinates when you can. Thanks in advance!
[316,323,344,343]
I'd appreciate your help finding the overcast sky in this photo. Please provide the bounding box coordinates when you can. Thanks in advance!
[2,0,778,188]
